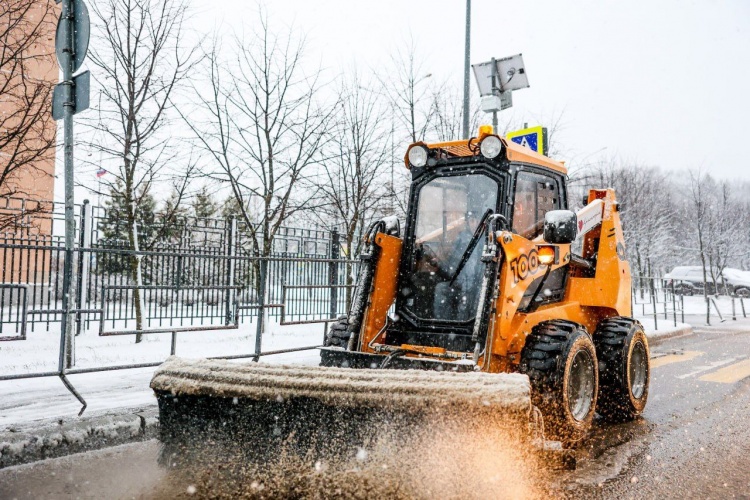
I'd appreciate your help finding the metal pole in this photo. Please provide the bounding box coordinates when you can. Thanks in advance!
[491,57,498,131]
[650,279,658,331]
[461,0,471,139]
[329,228,340,321]
[58,0,77,371]
[224,217,236,325]
[75,200,92,337]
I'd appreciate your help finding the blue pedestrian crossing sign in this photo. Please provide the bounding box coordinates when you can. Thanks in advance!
[507,125,548,156]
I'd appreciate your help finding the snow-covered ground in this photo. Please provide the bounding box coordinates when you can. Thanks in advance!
[0,319,324,427]
[2,295,747,428]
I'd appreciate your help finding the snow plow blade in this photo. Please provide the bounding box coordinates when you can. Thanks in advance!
[151,356,534,466]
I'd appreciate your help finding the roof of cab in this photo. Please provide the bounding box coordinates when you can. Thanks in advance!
[405,137,567,175]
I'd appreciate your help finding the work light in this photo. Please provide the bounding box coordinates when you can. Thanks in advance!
[408,145,429,168]
[479,135,503,159]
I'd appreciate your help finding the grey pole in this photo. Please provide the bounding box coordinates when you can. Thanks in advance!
[462,0,471,139]
[58,0,78,371]
[491,57,498,131]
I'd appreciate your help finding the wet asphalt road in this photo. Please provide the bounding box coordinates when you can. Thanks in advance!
[558,316,750,498]
[1,317,749,499]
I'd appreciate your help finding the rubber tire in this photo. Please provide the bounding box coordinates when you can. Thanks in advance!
[674,284,693,296]
[594,317,650,422]
[325,316,350,348]
[519,320,599,446]
[735,287,750,299]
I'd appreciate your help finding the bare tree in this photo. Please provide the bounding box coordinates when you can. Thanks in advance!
[85,0,197,339]
[687,169,714,316]
[313,70,390,305]
[427,81,483,143]
[0,0,56,229]
[584,159,676,279]
[380,39,434,144]
[183,16,333,261]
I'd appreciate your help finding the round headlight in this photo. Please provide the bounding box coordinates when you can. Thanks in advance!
[480,135,503,159]
[408,145,429,167]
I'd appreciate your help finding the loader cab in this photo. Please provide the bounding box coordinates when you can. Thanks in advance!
[388,133,568,351]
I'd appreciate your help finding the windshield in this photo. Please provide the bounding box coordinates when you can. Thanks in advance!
[401,173,499,322]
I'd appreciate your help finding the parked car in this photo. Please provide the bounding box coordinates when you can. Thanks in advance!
[663,266,750,297]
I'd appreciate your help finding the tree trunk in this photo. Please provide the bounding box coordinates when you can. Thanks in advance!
[126,204,144,343]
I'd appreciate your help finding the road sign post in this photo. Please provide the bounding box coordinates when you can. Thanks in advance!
[54,0,90,370]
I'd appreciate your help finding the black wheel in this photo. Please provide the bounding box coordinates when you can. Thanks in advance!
[735,287,750,299]
[594,317,650,422]
[673,283,693,296]
[520,320,599,445]
[325,316,350,348]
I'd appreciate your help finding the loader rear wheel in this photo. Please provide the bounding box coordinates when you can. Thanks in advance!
[520,320,598,446]
[325,316,350,348]
[594,317,650,421]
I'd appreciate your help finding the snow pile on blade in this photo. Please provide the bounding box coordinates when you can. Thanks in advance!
[151,356,534,468]
[150,356,531,416]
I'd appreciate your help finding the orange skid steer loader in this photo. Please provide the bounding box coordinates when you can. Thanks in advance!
[151,126,650,465]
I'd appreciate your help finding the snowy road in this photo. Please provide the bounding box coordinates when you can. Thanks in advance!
[558,317,750,497]
[2,319,750,498]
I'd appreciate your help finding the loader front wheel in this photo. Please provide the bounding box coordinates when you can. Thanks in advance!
[594,317,650,421]
[520,320,598,446]
[325,316,350,348]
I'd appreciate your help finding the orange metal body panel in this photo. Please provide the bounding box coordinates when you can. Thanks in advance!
[358,233,402,353]
[487,188,631,371]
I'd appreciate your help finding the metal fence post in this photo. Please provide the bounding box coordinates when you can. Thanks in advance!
[710,297,724,322]
[671,281,677,327]
[732,296,737,321]
[329,228,340,320]
[224,217,236,325]
[650,278,658,331]
[75,200,92,337]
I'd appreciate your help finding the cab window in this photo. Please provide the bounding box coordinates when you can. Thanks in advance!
[512,171,560,239]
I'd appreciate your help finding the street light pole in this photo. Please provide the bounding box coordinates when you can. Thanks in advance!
[462,0,471,139]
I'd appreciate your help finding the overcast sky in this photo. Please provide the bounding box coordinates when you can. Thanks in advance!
[195,0,750,180]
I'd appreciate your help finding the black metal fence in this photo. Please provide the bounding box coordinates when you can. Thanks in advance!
[0,197,358,339]
[632,276,748,328]
[0,197,361,413]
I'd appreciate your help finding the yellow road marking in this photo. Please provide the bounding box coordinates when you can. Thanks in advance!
[699,358,750,384]
[650,350,703,368]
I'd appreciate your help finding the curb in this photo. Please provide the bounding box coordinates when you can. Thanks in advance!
[0,406,158,469]
[646,325,694,345]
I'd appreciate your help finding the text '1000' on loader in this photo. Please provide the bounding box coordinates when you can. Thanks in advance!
[151,125,651,469]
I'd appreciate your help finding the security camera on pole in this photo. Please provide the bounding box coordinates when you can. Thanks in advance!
[53,0,91,372]
[471,54,529,130]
